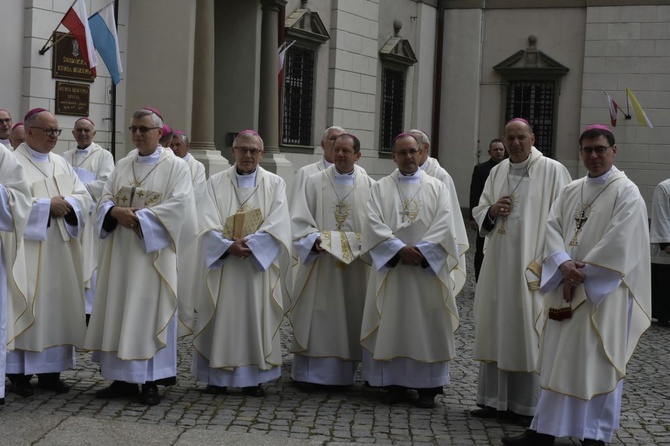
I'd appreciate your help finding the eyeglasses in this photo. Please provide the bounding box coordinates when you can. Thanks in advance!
[128,126,160,133]
[234,147,262,156]
[394,148,421,157]
[580,145,611,155]
[31,127,62,136]
[0,119,12,125]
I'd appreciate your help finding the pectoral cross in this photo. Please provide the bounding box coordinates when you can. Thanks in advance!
[569,208,589,247]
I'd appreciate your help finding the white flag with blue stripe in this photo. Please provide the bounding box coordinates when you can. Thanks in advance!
[88,2,122,85]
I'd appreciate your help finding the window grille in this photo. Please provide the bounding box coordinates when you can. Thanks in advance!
[380,67,405,153]
[505,80,555,158]
[282,46,315,146]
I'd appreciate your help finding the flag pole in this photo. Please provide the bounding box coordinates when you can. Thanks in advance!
[38,0,76,55]
[109,0,119,159]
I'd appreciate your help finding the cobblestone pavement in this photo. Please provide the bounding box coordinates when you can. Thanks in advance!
[2,228,669,445]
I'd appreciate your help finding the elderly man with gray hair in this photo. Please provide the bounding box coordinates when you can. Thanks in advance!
[85,108,194,406]
[409,129,468,294]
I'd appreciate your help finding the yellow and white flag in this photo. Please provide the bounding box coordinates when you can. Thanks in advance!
[626,87,653,128]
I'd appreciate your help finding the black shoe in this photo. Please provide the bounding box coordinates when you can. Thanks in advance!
[381,388,406,405]
[10,378,34,397]
[139,383,160,406]
[581,440,606,446]
[470,406,497,418]
[294,381,318,392]
[202,385,227,395]
[242,385,265,397]
[515,415,533,428]
[96,381,140,399]
[37,376,70,394]
[414,394,436,409]
[501,430,555,446]
[0,397,5,405]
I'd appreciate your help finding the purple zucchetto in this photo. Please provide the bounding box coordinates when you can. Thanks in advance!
[24,108,47,122]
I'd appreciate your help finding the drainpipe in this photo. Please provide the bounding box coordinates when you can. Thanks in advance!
[430,0,445,159]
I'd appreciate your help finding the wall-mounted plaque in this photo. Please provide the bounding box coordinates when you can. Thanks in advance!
[52,31,95,82]
[55,81,90,116]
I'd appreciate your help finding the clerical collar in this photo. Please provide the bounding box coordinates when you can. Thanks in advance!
[586,167,614,184]
[137,146,162,164]
[323,158,332,169]
[419,159,429,170]
[26,145,50,162]
[76,143,92,153]
[183,153,192,161]
[398,169,421,184]
[236,167,258,188]
[0,138,10,146]
[333,167,355,186]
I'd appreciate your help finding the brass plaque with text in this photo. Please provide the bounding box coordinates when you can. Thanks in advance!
[55,81,90,116]
[52,31,95,82]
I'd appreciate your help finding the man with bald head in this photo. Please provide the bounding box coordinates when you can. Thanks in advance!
[9,123,24,150]
[169,131,205,186]
[85,108,194,406]
[192,130,291,398]
[360,133,462,409]
[291,126,349,203]
[64,118,115,323]
[0,110,13,147]
[7,108,91,397]
[471,119,570,425]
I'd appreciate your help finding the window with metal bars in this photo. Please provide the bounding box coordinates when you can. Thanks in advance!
[380,67,405,153]
[282,46,315,146]
[505,80,555,158]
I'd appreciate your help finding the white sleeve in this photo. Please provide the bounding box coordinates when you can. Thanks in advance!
[293,232,320,265]
[246,231,281,271]
[370,237,405,271]
[136,208,171,253]
[24,198,51,241]
[416,240,447,275]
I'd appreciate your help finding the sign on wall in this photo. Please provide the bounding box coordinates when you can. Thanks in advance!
[55,81,90,116]
[52,31,95,82]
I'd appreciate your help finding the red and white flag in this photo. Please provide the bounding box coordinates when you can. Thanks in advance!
[604,91,620,127]
[62,0,98,76]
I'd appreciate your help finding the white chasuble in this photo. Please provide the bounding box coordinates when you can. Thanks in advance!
[538,168,651,400]
[290,166,374,366]
[0,144,31,397]
[472,147,571,372]
[12,144,90,353]
[360,170,460,366]
[0,145,31,351]
[192,166,291,377]
[84,148,194,360]
[421,157,469,294]
[64,143,115,313]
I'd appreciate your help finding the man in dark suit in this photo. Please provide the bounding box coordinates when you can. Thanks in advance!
[469,138,506,281]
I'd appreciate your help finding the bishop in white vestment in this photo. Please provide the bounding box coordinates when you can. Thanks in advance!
[7,109,91,397]
[85,109,194,406]
[360,134,461,409]
[290,134,375,388]
[0,143,31,403]
[410,129,468,294]
[192,131,291,397]
[503,126,651,446]
[290,126,345,204]
[472,119,571,423]
[63,117,115,321]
